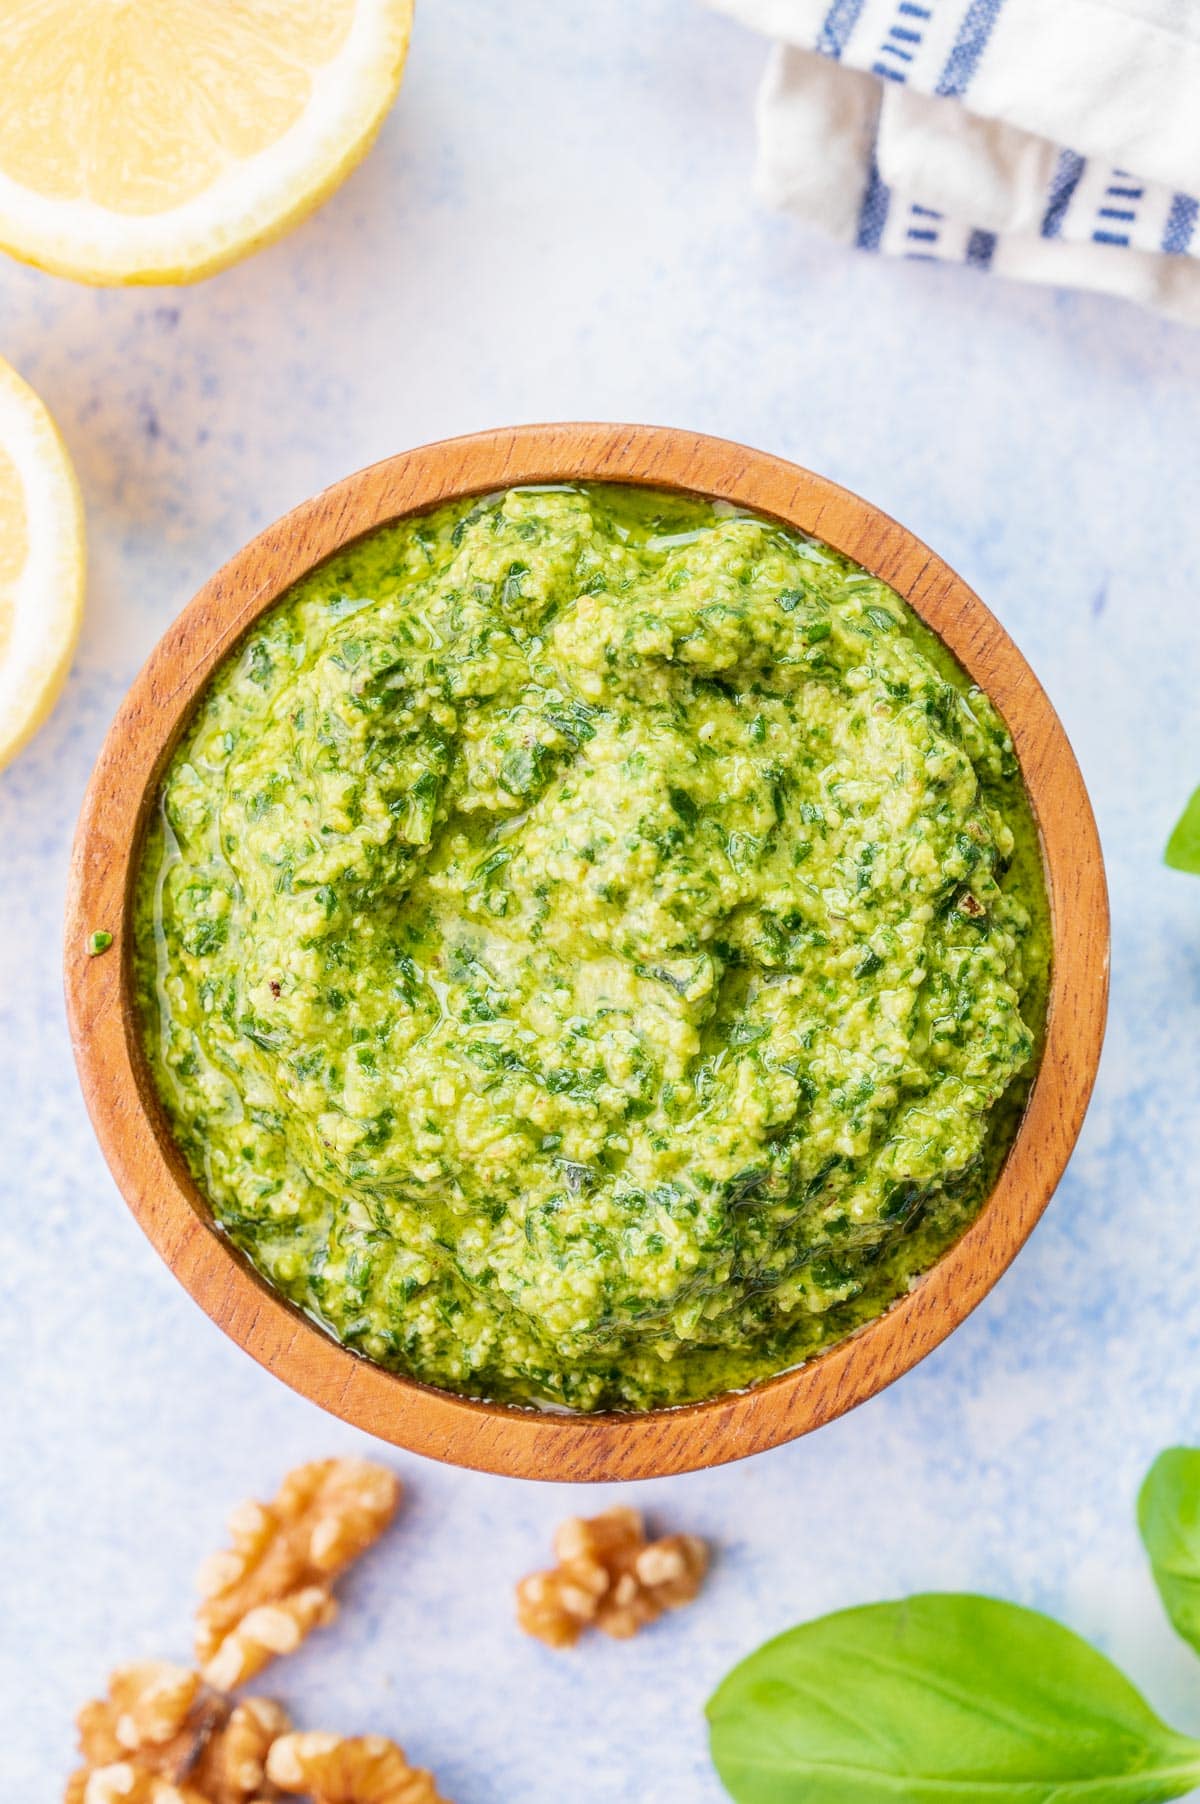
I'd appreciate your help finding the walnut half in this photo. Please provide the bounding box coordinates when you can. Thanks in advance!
[191,1698,292,1804]
[195,1460,401,1690]
[66,1768,209,1804]
[75,1664,227,1784]
[515,1505,708,1647]
[68,1665,290,1804]
[266,1732,451,1803]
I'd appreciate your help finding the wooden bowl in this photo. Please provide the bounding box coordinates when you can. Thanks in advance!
[64,423,1108,1481]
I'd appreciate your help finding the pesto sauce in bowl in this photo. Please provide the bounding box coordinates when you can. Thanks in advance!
[134,483,1050,1413]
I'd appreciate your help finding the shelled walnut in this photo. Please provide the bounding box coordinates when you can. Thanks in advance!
[516,1505,708,1647]
[192,1698,292,1803]
[66,1767,208,1803]
[195,1460,401,1690]
[68,1664,290,1804]
[266,1732,451,1803]
[76,1664,224,1778]
[64,1458,423,1802]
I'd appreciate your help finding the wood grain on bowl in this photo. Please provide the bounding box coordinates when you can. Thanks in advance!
[64,423,1109,1481]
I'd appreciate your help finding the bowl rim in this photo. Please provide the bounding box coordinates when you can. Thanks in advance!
[63,421,1109,1481]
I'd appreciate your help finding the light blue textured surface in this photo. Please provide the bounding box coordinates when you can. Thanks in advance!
[4,4,1200,1797]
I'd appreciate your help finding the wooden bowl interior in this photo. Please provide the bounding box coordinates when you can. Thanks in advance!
[65,424,1109,1480]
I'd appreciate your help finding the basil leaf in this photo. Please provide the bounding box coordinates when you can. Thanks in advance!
[1165,787,1200,874]
[1139,1447,1200,1656]
[706,1593,1200,1804]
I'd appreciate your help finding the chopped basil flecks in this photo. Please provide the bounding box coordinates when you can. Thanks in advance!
[134,484,1050,1412]
[1166,785,1200,875]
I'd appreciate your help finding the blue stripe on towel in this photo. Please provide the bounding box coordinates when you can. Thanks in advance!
[1163,193,1199,255]
[818,0,869,57]
[856,156,891,250]
[1041,149,1086,239]
[1093,228,1130,246]
[936,0,1007,98]
[966,229,997,267]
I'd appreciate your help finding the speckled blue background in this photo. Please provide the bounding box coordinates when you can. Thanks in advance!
[4,4,1200,1797]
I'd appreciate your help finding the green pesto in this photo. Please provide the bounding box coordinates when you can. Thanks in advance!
[134,484,1050,1412]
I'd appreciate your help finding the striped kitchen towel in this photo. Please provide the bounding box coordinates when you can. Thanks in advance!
[707,0,1200,324]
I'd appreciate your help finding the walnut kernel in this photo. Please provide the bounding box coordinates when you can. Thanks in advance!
[195,1460,400,1689]
[76,1665,225,1780]
[71,1663,289,1804]
[516,1505,708,1646]
[67,1767,209,1804]
[266,1732,451,1803]
[191,1697,292,1803]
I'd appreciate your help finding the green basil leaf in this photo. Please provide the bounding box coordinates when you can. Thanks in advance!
[706,1593,1200,1804]
[1165,787,1200,874]
[1139,1447,1200,1656]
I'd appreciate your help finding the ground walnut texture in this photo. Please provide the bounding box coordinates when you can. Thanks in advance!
[195,1460,401,1690]
[516,1505,708,1646]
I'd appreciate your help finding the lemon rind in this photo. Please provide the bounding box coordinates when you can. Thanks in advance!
[0,361,86,771]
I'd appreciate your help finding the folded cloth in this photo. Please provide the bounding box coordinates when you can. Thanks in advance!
[707,0,1200,324]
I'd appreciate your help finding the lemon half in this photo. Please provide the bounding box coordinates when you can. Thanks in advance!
[0,359,85,771]
[0,0,414,285]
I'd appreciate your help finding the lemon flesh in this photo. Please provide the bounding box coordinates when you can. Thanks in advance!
[0,0,414,284]
[0,360,85,771]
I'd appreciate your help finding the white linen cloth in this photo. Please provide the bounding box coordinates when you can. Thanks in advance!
[707,0,1200,324]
